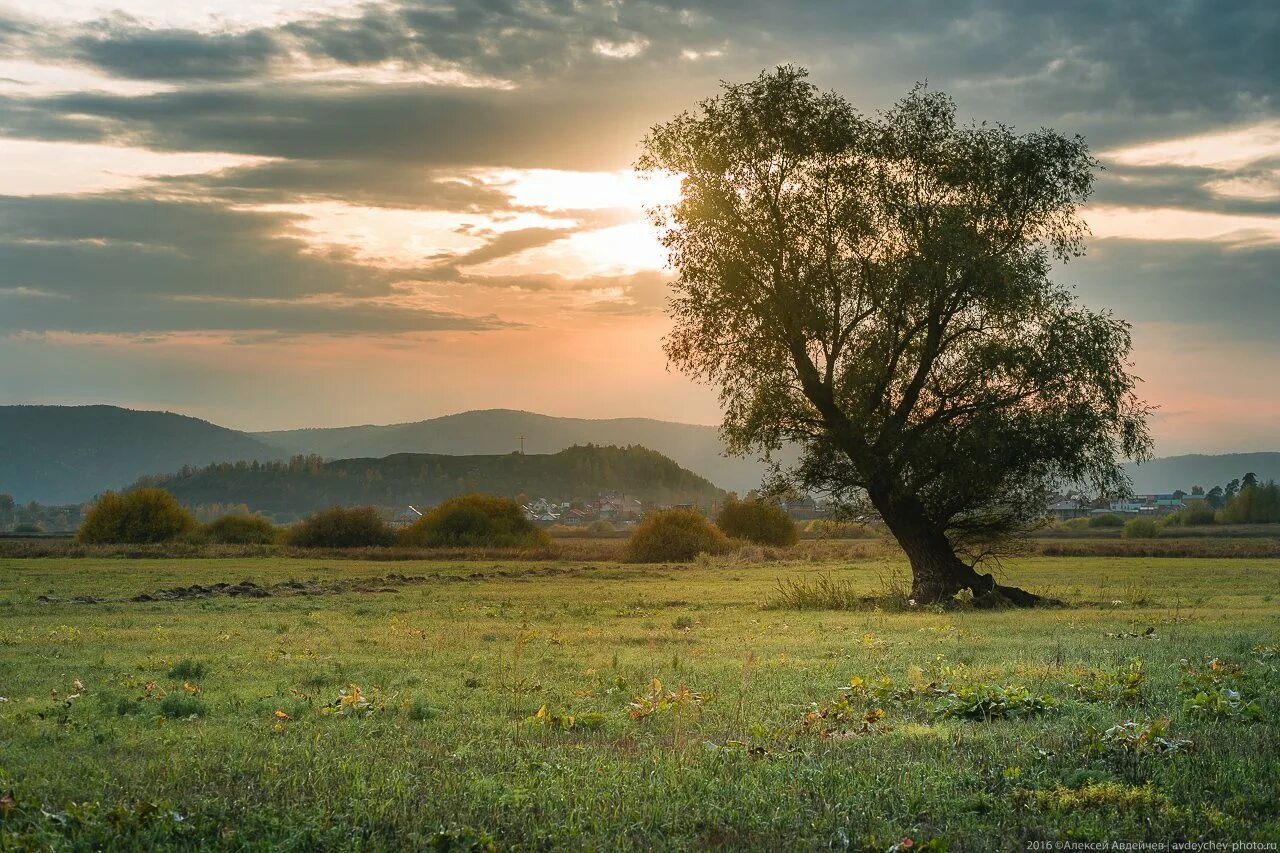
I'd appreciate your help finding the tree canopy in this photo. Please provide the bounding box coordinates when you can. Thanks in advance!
[639,67,1151,603]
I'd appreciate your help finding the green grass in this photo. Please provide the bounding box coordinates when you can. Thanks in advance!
[1,555,1278,849]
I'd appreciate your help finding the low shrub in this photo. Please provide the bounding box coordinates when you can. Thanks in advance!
[1088,513,1124,529]
[587,520,616,535]
[11,522,43,533]
[168,659,208,680]
[1165,505,1216,526]
[625,508,729,563]
[158,694,206,718]
[1123,518,1161,539]
[401,494,549,548]
[1058,516,1090,530]
[715,499,798,546]
[77,489,197,544]
[204,514,278,545]
[287,506,393,548]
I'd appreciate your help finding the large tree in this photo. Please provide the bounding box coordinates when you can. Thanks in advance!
[638,67,1151,605]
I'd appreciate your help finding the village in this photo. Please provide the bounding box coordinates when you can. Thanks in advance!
[390,491,828,528]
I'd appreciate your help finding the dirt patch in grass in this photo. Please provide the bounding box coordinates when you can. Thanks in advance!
[36,566,591,604]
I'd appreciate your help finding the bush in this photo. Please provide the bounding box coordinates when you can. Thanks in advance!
[1088,513,1125,529]
[625,508,729,563]
[400,494,549,548]
[77,489,197,544]
[1123,517,1161,539]
[1165,505,1216,527]
[1058,516,1091,530]
[287,506,393,548]
[11,522,43,533]
[168,659,208,680]
[716,499,798,546]
[204,514,278,544]
[587,520,616,535]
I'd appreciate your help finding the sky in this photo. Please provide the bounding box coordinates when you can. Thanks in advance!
[0,0,1276,455]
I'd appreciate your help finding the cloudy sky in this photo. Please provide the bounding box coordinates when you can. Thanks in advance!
[0,0,1276,453]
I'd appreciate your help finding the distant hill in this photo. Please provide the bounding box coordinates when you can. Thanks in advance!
[135,445,724,519]
[254,409,783,495]
[1125,452,1280,494]
[0,405,284,503]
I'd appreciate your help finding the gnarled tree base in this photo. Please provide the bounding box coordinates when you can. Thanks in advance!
[908,556,1061,609]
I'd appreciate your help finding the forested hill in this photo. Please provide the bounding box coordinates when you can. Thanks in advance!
[253,408,783,495]
[134,445,725,519]
[0,405,284,503]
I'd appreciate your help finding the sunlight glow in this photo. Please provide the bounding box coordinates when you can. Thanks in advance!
[479,168,682,212]
[1086,205,1280,245]
[0,139,272,195]
[1102,121,1280,170]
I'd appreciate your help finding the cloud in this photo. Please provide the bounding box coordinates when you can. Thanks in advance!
[70,17,284,81]
[0,192,519,335]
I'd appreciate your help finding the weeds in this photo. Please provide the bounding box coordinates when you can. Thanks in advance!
[764,573,867,610]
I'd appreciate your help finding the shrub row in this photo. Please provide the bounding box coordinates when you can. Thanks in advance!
[77,490,811,561]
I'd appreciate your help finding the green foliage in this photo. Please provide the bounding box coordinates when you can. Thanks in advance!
[286,506,393,548]
[715,498,798,545]
[1165,505,1217,526]
[167,659,208,680]
[638,66,1150,597]
[765,573,867,610]
[401,494,549,549]
[1182,688,1263,721]
[407,698,439,722]
[526,704,606,731]
[11,522,43,534]
[203,514,278,545]
[1217,481,1280,524]
[587,520,616,534]
[1090,718,1193,757]
[930,684,1056,721]
[1058,516,1090,530]
[77,489,197,544]
[1088,513,1124,528]
[625,508,729,563]
[157,694,206,718]
[1122,518,1161,539]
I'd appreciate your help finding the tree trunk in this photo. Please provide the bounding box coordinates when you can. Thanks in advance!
[873,493,1053,607]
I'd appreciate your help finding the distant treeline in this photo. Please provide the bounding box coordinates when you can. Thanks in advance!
[131,444,725,519]
[0,493,85,533]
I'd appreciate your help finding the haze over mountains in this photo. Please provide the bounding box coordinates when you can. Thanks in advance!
[0,404,1276,503]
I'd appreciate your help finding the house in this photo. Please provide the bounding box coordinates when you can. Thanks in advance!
[595,492,643,521]
[1046,497,1087,520]
[391,506,423,528]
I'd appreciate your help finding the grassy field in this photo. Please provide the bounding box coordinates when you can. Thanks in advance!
[1,553,1278,850]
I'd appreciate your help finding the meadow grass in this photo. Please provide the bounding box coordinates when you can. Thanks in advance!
[1,554,1277,850]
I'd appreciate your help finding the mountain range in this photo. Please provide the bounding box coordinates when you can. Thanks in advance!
[0,404,1275,503]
